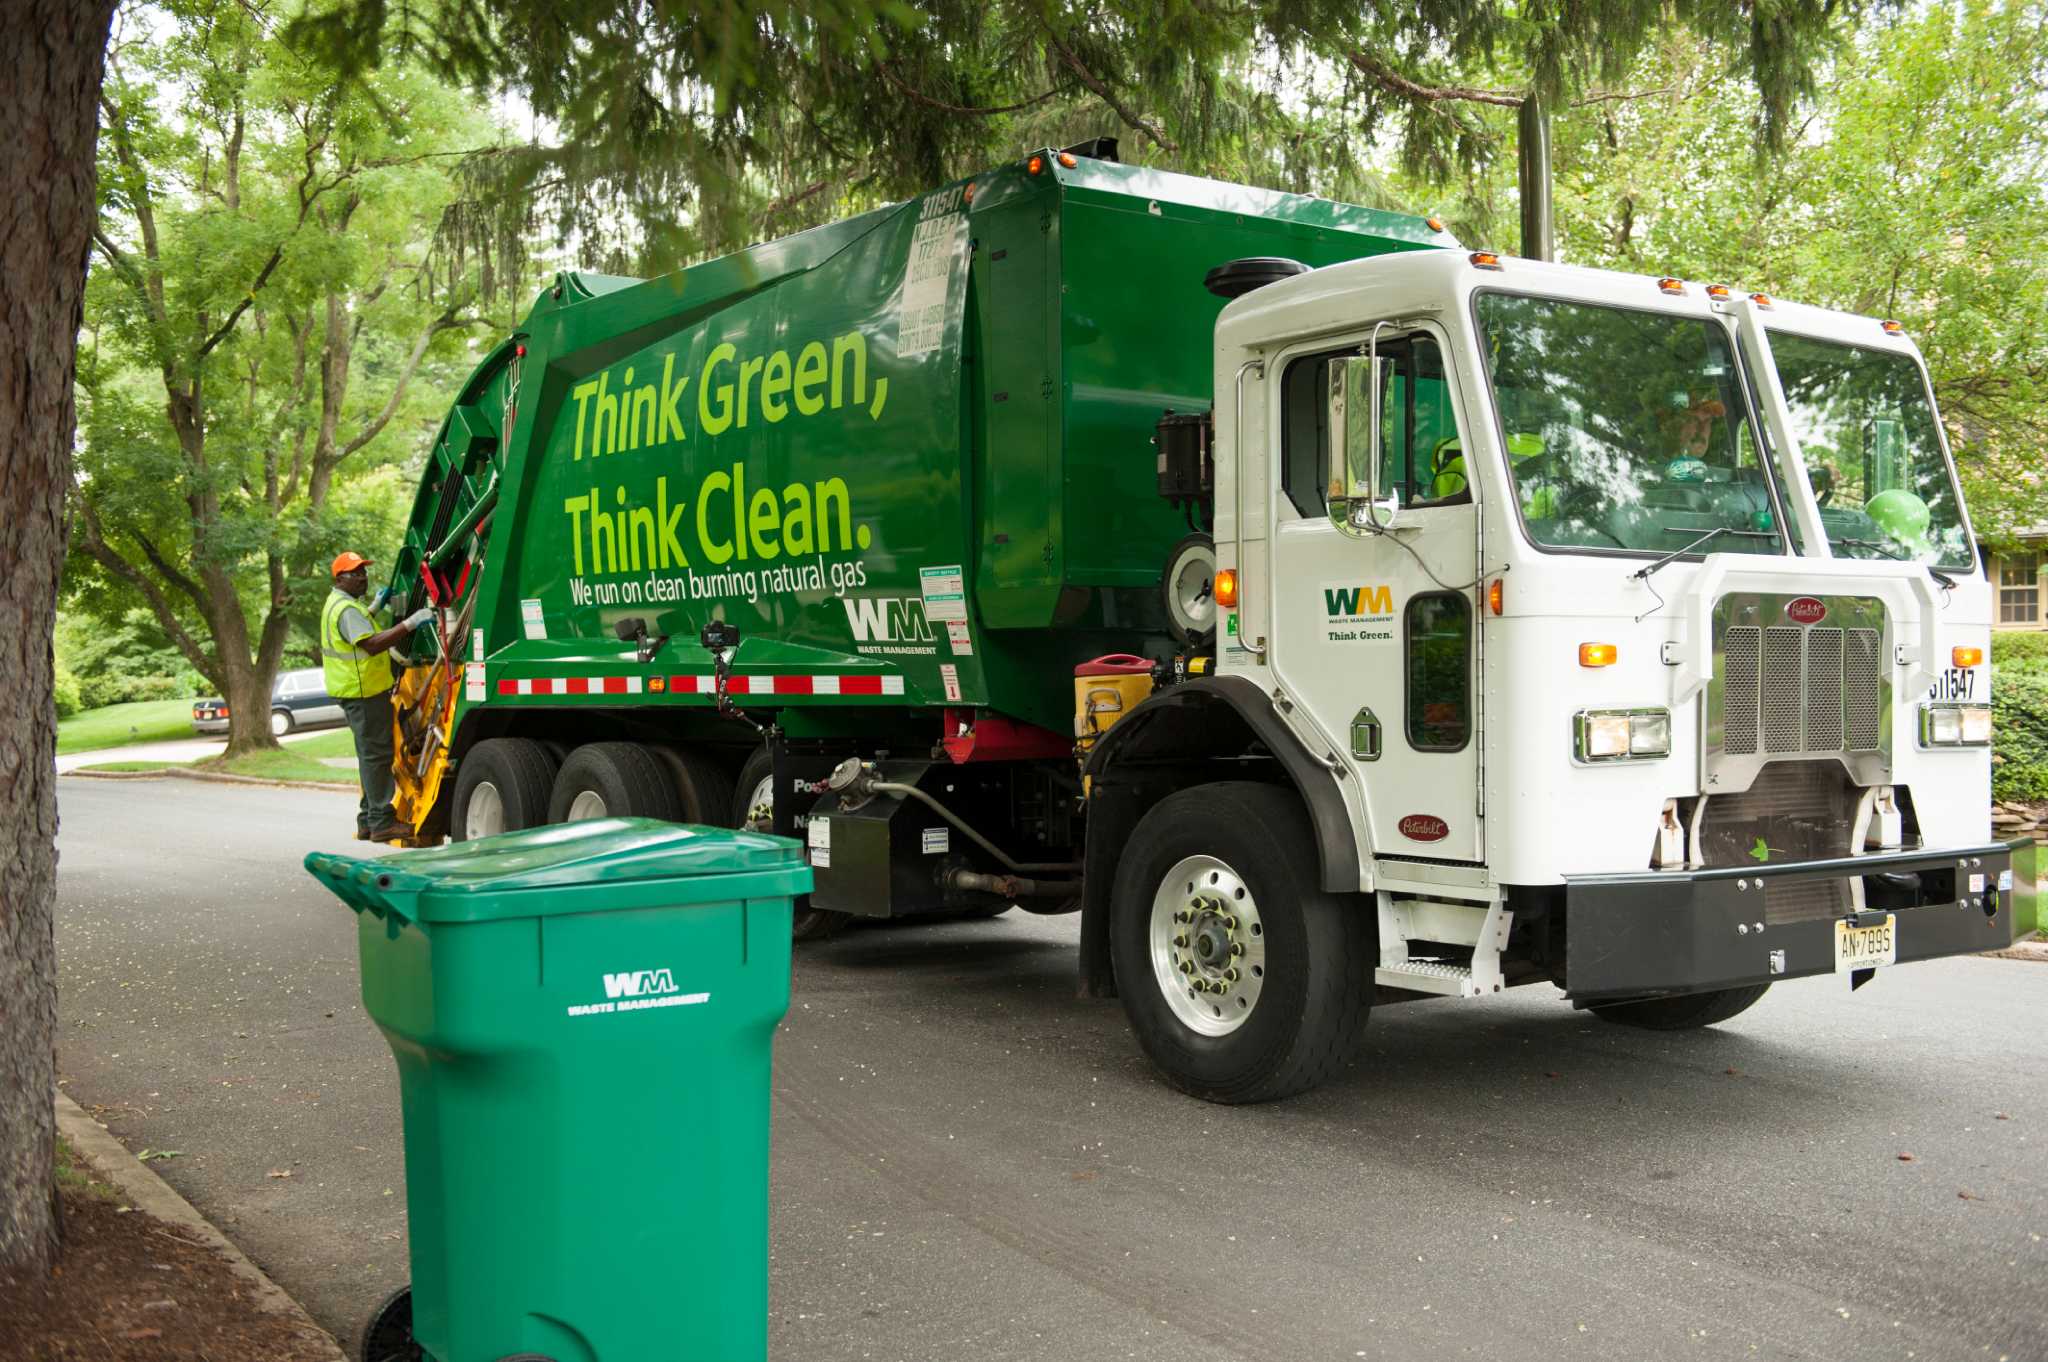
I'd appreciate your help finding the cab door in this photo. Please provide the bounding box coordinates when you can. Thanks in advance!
[1265,325,1483,863]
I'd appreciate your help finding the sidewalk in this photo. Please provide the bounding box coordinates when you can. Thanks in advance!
[56,727,337,775]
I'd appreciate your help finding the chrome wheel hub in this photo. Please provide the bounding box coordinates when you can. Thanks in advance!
[743,774,773,832]
[1149,854,1266,1036]
[565,789,609,821]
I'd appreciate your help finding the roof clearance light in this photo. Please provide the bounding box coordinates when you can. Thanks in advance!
[1953,645,1984,668]
[1657,278,1685,295]
[1488,578,1504,616]
[1750,293,1774,309]
[1881,319,1905,335]
[1469,251,1504,271]
[1704,284,1732,300]
[1426,216,1446,233]
[963,182,976,204]
[1579,642,1618,668]
[1057,151,1078,168]
[1214,568,1239,608]
[1026,155,1045,176]
[515,343,527,357]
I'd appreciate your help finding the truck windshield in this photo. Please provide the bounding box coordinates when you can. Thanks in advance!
[1766,332,1971,569]
[1473,293,1784,558]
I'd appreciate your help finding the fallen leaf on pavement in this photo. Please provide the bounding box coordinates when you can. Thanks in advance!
[125,1328,162,1340]
[267,1168,293,1180]
[1896,1153,1915,1162]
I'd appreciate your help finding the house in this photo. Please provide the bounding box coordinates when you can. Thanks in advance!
[1986,526,2048,631]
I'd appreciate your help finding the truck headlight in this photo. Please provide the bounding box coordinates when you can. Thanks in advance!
[1919,702,1991,747]
[1574,708,1672,763]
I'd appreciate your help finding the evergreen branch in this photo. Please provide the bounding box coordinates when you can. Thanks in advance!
[1040,24,1177,150]
[1345,50,1523,108]
[875,61,1062,117]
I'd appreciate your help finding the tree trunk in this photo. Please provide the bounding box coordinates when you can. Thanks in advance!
[0,0,117,1276]
[221,655,283,755]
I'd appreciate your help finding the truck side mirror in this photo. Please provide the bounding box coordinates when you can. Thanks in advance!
[1326,354,1395,533]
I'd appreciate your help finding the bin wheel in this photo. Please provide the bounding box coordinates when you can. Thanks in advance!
[734,746,849,941]
[359,1285,419,1362]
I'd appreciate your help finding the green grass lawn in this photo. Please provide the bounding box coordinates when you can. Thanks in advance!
[80,745,356,785]
[286,728,357,758]
[56,698,199,754]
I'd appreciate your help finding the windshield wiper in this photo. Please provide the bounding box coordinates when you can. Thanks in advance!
[1833,537,1958,590]
[1631,526,1779,582]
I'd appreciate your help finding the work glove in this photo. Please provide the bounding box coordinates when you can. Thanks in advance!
[403,607,435,631]
[369,586,393,613]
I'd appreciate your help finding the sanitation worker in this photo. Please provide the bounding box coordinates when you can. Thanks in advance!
[323,552,433,842]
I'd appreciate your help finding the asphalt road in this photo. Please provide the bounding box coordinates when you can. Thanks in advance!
[54,776,2047,1362]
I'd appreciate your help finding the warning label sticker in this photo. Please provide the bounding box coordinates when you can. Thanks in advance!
[464,662,485,702]
[919,565,967,623]
[945,620,973,656]
[939,663,962,702]
[900,195,970,359]
[520,598,547,641]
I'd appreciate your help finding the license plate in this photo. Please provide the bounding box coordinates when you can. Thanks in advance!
[1835,915,1897,972]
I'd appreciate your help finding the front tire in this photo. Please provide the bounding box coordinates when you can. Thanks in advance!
[1111,782,1370,1104]
[1586,984,1770,1031]
[271,708,295,737]
[450,738,559,842]
[734,746,848,941]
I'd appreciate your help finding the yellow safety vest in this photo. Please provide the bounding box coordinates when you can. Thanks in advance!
[321,588,394,699]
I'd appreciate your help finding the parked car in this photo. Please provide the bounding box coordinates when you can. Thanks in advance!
[268,667,345,736]
[189,668,347,739]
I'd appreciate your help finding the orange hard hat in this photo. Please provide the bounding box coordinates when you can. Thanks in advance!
[331,551,372,577]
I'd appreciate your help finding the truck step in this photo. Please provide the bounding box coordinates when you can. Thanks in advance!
[1376,960,1478,997]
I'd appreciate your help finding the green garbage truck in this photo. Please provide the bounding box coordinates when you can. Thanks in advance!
[380,141,2034,1103]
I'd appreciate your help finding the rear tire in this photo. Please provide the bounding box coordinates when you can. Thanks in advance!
[451,738,559,842]
[1586,984,1770,1031]
[649,744,737,826]
[548,742,682,824]
[734,746,848,941]
[1110,782,1370,1104]
[271,708,295,737]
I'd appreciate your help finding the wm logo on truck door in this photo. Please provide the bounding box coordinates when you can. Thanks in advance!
[1323,585,1393,617]
[843,597,936,645]
[603,968,678,999]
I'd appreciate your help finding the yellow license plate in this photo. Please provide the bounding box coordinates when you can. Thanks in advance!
[1835,915,1898,972]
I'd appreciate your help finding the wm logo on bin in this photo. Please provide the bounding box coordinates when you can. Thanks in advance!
[602,968,679,1000]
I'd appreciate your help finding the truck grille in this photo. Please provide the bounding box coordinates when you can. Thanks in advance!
[1721,622,1882,756]
[1696,761,1855,924]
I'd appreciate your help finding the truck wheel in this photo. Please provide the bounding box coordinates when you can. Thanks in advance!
[650,744,737,826]
[359,1284,418,1362]
[1586,984,1770,1031]
[734,746,848,941]
[1111,782,1369,1104]
[548,742,683,823]
[451,738,559,842]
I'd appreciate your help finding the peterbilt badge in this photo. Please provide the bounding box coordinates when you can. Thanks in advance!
[1784,596,1828,625]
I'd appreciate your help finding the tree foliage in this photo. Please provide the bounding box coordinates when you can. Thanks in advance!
[289,0,1866,278]
[73,0,519,752]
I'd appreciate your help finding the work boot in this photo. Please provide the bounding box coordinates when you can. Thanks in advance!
[354,824,373,842]
[367,821,408,844]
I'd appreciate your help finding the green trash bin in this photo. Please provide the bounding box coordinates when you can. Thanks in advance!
[304,817,811,1362]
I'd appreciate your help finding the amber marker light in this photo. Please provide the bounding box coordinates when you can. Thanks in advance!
[1026,154,1045,175]
[1469,251,1504,271]
[1426,216,1446,233]
[1214,568,1240,608]
[1057,151,1077,168]
[1488,578,1504,616]
[1657,277,1685,295]
[1881,319,1905,335]
[1579,642,1618,668]
[648,676,667,694]
[1750,293,1774,309]
[1704,284,1732,300]
[963,182,976,204]
[1953,645,1984,668]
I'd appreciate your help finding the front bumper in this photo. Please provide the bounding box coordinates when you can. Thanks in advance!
[1563,838,2037,1001]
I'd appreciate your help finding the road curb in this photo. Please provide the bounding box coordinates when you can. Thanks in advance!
[54,1091,349,1361]
[62,766,355,793]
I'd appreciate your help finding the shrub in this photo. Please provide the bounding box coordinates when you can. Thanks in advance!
[1991,668,2048,803]
[52,665,84,719]
[1992,630,2048,676]
[76,671,193,709]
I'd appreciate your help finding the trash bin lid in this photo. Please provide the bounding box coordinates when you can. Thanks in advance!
[304,817,811,925]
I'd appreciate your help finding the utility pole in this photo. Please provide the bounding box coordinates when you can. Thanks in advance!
[1518,93,1554,261]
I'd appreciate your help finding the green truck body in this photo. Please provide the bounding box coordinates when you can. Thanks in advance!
[394,155,1447,739]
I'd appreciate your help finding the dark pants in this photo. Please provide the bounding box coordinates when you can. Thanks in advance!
[342,689,397,832]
